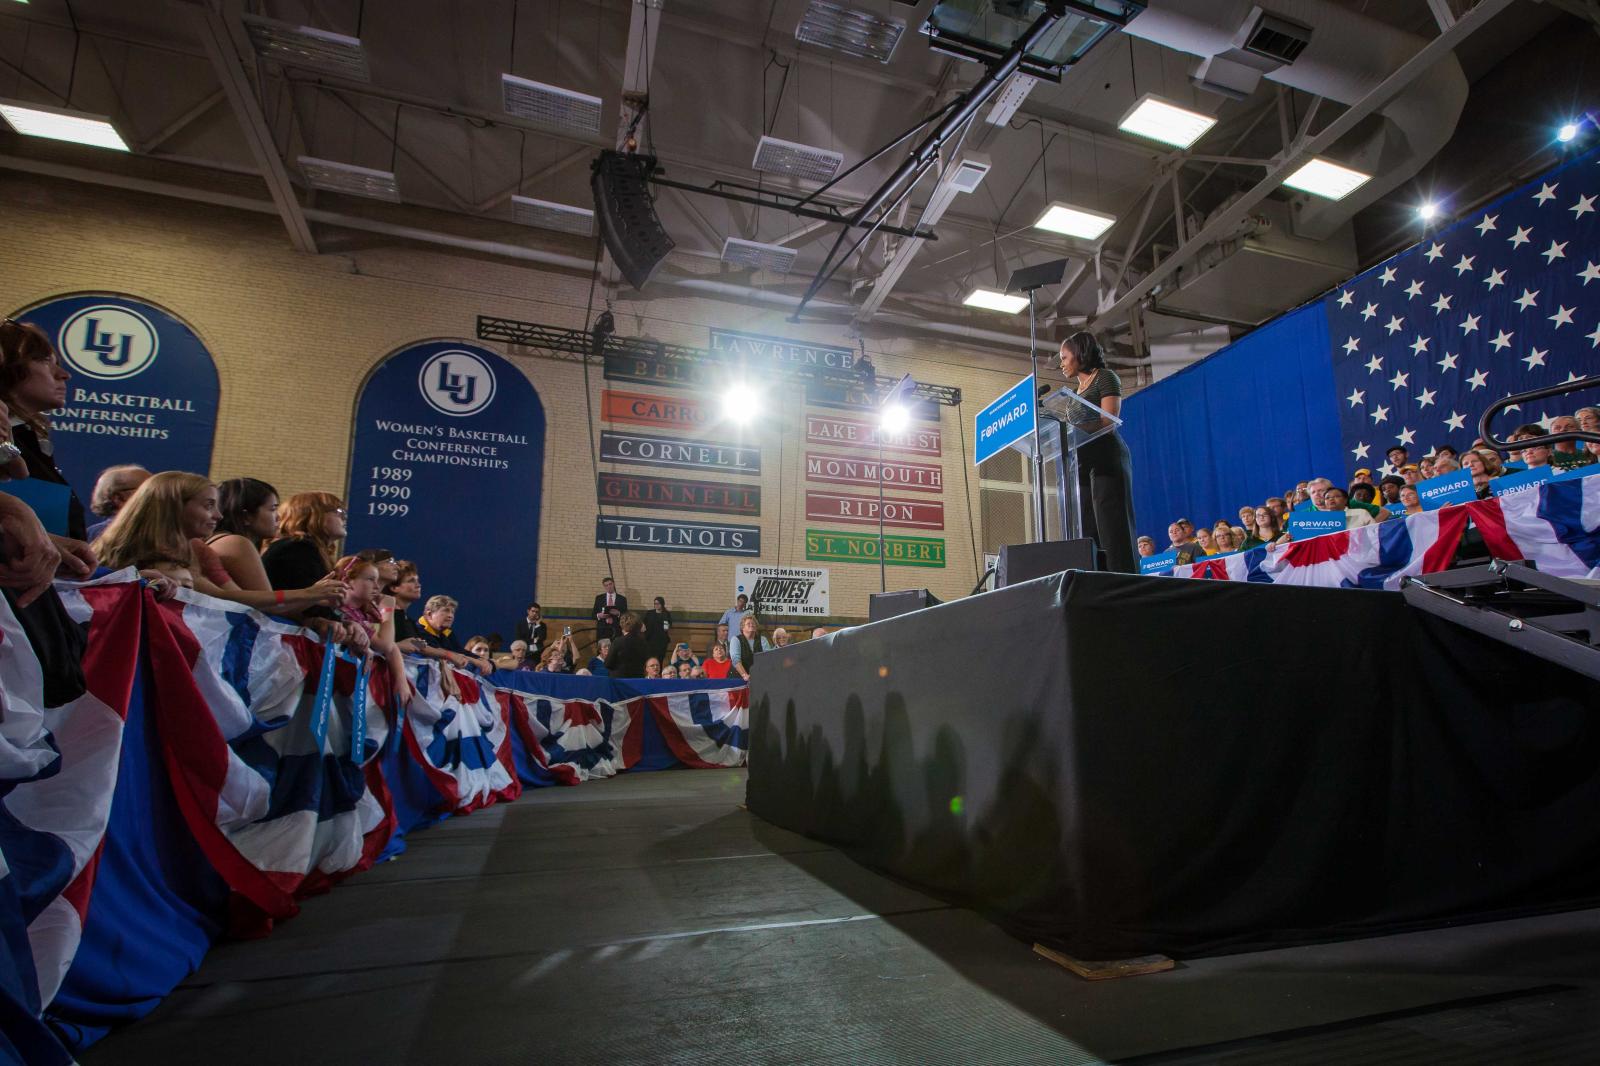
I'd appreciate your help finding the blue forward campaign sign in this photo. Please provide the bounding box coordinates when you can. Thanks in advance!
[973,374,1036,466]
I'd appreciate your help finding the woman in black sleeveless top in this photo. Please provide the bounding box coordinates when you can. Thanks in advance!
[1058,331,1138,574]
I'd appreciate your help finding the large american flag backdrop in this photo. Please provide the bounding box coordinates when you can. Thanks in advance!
[1330,146,1600,469]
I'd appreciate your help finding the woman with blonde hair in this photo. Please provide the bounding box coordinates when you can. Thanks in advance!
[97,471,345,618]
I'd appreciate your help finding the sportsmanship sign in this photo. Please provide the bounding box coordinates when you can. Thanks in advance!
[597,472,760,516]
[708,327,855,371]
[600,430,760,474]
[14,293,220,504]
[806,414,941,456]
[596,515,761,556]
[734,564,829,618]
[805,490,944,530]
[804,451,943,493]
[602,388,712,430]
[806,529,946,568]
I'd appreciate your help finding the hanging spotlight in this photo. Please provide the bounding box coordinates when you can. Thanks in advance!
[722,382,762,424]
[1418,202,1440,221]
[1557,122,1580,144]
[880,403,910,433]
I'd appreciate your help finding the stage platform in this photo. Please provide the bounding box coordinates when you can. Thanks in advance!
[746,570,1600,961]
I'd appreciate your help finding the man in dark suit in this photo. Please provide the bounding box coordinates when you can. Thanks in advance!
[604,613,650,678]
[592,577,626,641]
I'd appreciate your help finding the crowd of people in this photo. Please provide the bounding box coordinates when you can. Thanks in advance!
[1136,409,1600,563]
[0,318,817,696]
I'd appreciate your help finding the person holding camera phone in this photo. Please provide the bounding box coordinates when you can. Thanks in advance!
[592,577,626,640]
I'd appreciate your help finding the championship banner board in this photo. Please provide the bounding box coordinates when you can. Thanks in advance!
[600,430,760,475]
[603,350,721,390]
[805,414,941,456]
[602,388,712,430]
[708,327,855,371]
[13,294,220,504]
[596,515,761,556]
[804,379,939,423]
[346,340,544,631]
[804,451,943,493]
[734,564,829,618]
[806,529,946,568]
[597,472,760,516]
[804,490,944,530]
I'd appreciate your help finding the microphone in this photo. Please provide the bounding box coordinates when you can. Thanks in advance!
[1037,383,1051,397]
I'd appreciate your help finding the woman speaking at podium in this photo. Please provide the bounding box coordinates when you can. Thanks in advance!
[1058,331,1137,574]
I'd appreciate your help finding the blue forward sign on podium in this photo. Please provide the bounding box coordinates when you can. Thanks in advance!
[974,374,1037,466]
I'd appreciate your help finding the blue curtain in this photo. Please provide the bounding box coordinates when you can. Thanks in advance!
[1121,301,1342,539]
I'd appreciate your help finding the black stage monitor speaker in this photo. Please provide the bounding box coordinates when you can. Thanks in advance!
[591,151,675,290]
[869,588,942,623]
[997,539,1099,588]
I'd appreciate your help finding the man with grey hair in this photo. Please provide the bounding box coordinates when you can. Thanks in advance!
[87,464,150,539]
[1548,414,1596,470]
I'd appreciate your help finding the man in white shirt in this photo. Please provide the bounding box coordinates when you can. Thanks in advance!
[592,577,627,641]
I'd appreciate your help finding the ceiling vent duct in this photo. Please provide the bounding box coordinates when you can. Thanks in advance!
[1124,0,1468,240]
[297,156,399,202]
[721,237,799,274]
[500,74,602,135]
[1242,11,1312,64]
[752,135,844,182]
[946,155,991,193]
[243,15,371,81]
[796,1,905,63]
[511,196,594,236]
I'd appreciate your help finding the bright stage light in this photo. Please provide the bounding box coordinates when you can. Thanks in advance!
[880,403,910,434]
[963,288,1029,314]
[721,383,760,424]
[1418,202,1440,221]
[0,99,128,151]
[1282,157,1372,201]
[1557,122,1580,144]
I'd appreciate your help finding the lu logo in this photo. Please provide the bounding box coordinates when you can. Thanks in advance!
[78,316,135,367]
[434,359,477,406]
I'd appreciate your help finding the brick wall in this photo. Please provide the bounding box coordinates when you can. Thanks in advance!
[0,171,1033,623]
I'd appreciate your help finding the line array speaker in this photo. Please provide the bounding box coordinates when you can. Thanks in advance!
[591,150,675,291]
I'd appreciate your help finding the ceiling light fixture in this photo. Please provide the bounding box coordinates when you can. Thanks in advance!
[752,134,844,182]
[242,15,370,81]
[796,1,904,64]
[963,288,1029,314]
[1117,93,1216,149]
[720,237,799,275]
[0,99,128,151]
[1281,157,1372,201]
[1032,202,1116,241]
[511,196,594,235]
[297,156,400,201]
[500,74,602,135]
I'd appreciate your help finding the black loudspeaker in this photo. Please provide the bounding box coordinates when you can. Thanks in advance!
[996,539,1099,588]
[869,588,942,622]
[591,151,675,290]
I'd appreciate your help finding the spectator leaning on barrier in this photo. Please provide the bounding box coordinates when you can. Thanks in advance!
[416,594,494,674]
[1212,525,1238,553]
[1320,485,1374,529]
[729,614,773,681]
[87,464,151,540]
[1398,484,1423,515]
[1547,415,1596,469]
[263,492,346,596]
[206,477,279,591]
[606,613,650,678]
[1244,506,1280,548]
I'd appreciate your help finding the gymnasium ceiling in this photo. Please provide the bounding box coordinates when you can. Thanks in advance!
[0,0,1594,368]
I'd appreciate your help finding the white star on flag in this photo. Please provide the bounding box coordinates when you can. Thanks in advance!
[1337,290,1353,306]
[1352,442,1370,459]
[1416,388,1437,408]
[1432,293,1453,313]
[1542,240,1568,263]
[1409,335,1430,355]
[1483,268,1507,289]
[1549,306,1575,328]
[1424,241,1446,261]
[1508,225,1533,247]
[1347,388,1365,407]
[1343,336,1360,354]
[1489,329,1514,351]
[1460,313,1481,334]
[1453,254,1475,275]
[1365,354,1383,374]
[1397,427,1417,446]
[1467,369,1489,390]
[1563,371,1584,384]
[1444,411,1466,432]
[1371,405,1389,424]
[1587,322,1600,348]
[1579,262,1600,285]
[1379,266,1397,285]
[1404,279,1425,298]
[1385,315,1405,334]
[1514,288,1539,310]
[1533,182,1559,204]
[1475,214,1497,235]
[1522,347,1547,368]
[1360,302,1378,320]
[1437,351,1459,372]
[1572,194,1596,218]
[1390,369,1409,390]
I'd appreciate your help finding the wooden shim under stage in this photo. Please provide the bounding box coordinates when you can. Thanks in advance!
[1032,942,1175,981]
